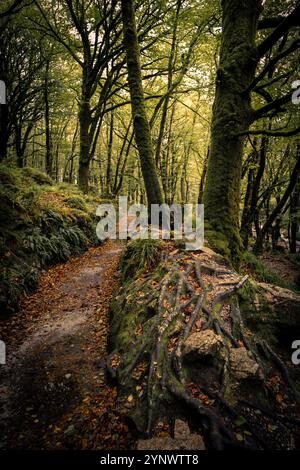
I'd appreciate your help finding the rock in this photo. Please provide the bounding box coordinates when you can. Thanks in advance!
[137,437,180,450]
[225,347,262,404]
[174,419,190,438]
[137,435,205,451]
[182,330,223,361]
[137,419,205,450]
[65,373,72,380]
[240,280,300,345]
[229,347,259,380]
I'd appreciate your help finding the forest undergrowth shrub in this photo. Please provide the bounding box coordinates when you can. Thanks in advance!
[22,167,53,186]
[0,164,101,314]
[242,251,297,292]
[64,195,87,211]
[120,239,163,281]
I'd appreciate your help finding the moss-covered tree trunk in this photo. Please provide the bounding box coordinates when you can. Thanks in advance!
[203,0,262,262]
[289,169,300,254]
[106,110,114,194]
[0,103,8,162]
[44,60,52,177]
[78,75,92,194]
[0,44,8,163]
[121,0,163,206]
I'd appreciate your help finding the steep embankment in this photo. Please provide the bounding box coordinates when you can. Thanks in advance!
[109,240,300,450]
[0,165,100,315]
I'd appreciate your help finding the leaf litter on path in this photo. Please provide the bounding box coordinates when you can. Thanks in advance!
[0,240,134,450]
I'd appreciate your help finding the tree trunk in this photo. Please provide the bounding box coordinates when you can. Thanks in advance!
[15,125,24,168]
[289,172,300,254]
[113,121,132,194]
[243,172,255,249]
[271,216,281,251]
[78,161,89,194]
[202,0,262,262]
[155,0,182,167]
[0,74,8,162]
[0,106,8,162]
[114,132,134,196]
[162,103,176,203]
[78,87,91,193]
[44,60,52,176]
[63,121,78,183]
[121,0,163,206]
[240,138,267,248]
[198,147,209,204]
[106,110,114,194]
[254,145,300,253]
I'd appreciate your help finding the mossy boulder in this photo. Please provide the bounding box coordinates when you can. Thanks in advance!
[240,281,300,347]
[182,330,224,364]
[110,242,300,448]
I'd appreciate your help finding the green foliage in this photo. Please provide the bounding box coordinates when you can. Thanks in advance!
[0,266,39,312]
[64,195,87,211]
[0,164,99,314]
[22,167,53,185]
[22,228,53,264]
[120,239,162,280]
[59,226,88,251]
[284,252,300,265]
[242,251,297,291]
[22,226,87,264]
[39,207,66,229]
[48,234,72,262]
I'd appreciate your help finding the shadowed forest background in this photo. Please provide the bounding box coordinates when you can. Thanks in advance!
[0,0,300,453]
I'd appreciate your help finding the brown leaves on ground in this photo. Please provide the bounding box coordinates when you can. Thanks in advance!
[45,387,133,450]
[0,240,134,450]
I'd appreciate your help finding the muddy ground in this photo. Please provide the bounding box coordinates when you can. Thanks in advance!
[0,240,134,450]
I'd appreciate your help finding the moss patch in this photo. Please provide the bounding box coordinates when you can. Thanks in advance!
[0,164,102,314]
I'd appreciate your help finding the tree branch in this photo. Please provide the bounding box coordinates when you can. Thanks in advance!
[257,4,300,58]
[249,38,300,92]
[252,91,293,121]
[235,127,300,138]
[257,16,297,30]
[0,0,33,18]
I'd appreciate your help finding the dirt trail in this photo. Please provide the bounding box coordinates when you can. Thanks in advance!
[0,240,134,450]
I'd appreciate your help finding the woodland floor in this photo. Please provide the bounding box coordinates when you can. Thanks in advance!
[0,240,134,450]
[1,240,300,451]
[261,253,300,286]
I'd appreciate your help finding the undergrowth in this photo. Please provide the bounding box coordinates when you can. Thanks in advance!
[0,164,101,314]
[120,239,163,280]
[242,251,298,292]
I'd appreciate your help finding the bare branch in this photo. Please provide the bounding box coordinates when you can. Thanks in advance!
[235,127,300,138]
[257,4,300,58]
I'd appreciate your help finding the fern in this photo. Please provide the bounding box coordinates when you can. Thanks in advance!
[0,164,98,314]
[40,208,65,229]
[120,239,162,279]
[49,234,71,262]
[59,226,88,247]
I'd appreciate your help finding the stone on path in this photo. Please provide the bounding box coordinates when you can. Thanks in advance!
[137,420,205,450]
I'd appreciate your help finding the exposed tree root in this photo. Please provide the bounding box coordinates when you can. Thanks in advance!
[110,249,300,449]
[261,341,300,406]
[140,259,252,445]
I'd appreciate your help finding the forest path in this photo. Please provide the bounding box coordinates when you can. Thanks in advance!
[0,240,133,450]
